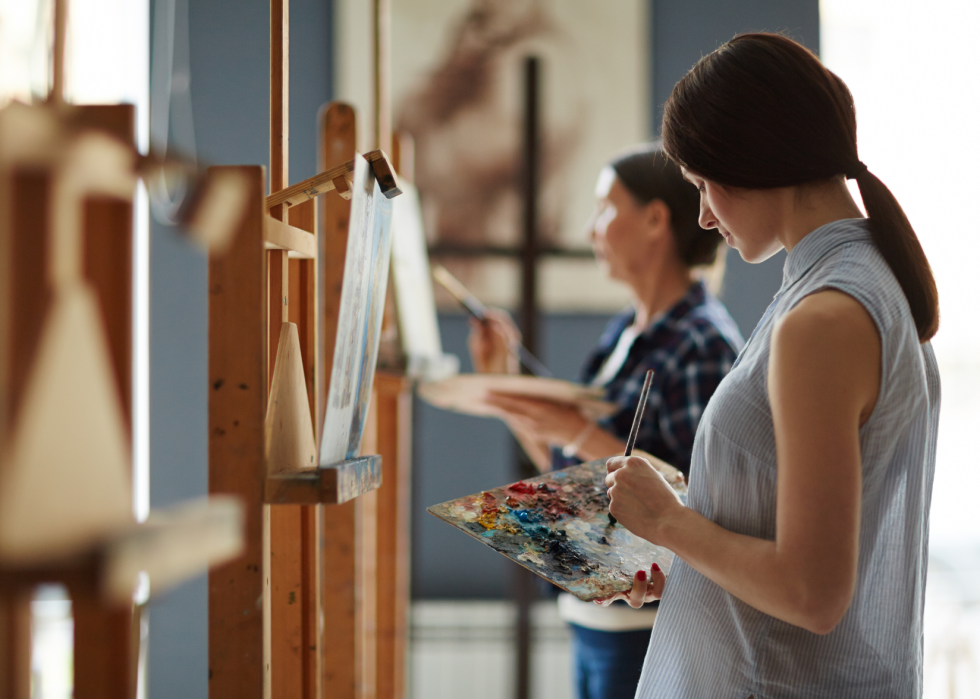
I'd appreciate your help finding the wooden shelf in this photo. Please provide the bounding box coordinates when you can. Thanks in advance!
[0,495,243,604]
[264,455,382,505]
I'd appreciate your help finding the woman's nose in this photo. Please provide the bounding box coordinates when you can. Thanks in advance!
[698,199,717,231]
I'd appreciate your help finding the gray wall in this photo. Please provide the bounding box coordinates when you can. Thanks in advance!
[146,1,333,697]
[650,0,821,339]
[410,0,821,600]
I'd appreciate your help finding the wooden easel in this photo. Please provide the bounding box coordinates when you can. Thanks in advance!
[0,4,244,693]
[207,2,413,698]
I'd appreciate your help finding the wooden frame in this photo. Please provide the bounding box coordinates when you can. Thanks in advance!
[207,3,408,698]
[0,99,244,699]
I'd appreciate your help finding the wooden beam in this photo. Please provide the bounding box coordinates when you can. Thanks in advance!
[264,455,381,504]
[5,170,53,435]
[373,373,413,699]
[265,151,400,212]
[270,0,289,223]
[265,159,355,211]
[356,401,379,699]
[372,0,391,154]
[269,503,304,699]
[71,587,131,699]
[267,2,310,695]
[50,0,66,104]
[0,589,31,699]
[317,102,358,699]
[264,215,316,259]
[208,166,266,699]
[80,105,136,430]
[287,200,319,699]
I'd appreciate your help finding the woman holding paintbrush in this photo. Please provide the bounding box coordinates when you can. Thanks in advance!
[604,34,941,699]
[469,143,743,699]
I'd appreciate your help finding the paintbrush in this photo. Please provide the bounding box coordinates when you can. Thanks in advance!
[610,368,656,525]
[432,264,552,378]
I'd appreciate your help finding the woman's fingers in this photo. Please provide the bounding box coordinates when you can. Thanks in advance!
[483,309,521,342]
[593,563,667,608]
[606,455,627,474]
[627,569,648,608]
[648,562,667,600]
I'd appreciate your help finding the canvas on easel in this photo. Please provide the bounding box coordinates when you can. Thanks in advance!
[389,181,459,381]
[319,155,395,466]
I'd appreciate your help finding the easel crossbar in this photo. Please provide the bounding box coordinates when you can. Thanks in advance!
[264,149,402,211]
[264,215,316,258]
[265,159,355,210]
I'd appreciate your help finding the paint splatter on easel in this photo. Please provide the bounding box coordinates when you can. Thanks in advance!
[427,459,685,601]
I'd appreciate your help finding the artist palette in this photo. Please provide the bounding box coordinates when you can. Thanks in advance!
[428,459,685,601]
[418,374,616,421]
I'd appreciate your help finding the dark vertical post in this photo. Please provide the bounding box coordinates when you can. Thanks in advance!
[519,56,540,358]
[513,54,540,699]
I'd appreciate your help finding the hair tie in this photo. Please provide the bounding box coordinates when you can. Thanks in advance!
[845,161,868,180]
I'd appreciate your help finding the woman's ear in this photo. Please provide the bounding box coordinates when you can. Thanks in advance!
[645,199,672,240]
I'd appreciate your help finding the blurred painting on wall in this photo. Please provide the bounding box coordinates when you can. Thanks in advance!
[337,0,650,311]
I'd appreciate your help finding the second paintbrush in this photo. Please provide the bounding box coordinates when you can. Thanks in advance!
[432,264,552,378]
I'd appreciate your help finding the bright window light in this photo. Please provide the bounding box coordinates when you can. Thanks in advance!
[822,2,980,697]
[63,0,151,523]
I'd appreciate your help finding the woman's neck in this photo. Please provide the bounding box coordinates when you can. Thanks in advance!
[780,177,865,253]
[629,256,694,330]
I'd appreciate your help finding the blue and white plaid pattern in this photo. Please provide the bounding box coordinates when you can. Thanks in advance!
[552,281,744,475]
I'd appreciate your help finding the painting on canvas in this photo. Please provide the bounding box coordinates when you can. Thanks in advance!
[336,0,648,312]
[319,155,395,466]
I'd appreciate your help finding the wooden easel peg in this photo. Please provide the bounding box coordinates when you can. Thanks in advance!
[263,149,401,211]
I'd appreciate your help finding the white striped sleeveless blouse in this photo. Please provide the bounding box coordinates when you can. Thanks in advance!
[636,219,941,698]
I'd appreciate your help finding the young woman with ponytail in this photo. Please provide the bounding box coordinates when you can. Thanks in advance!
[602,33,941,698]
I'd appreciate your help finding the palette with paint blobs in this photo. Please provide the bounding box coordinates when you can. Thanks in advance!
[427,459,686,601]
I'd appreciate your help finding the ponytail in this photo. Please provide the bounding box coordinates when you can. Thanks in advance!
[662,33,939,341]
[852,170,939,340]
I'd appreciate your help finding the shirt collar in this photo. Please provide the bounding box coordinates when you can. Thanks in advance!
[635,280,707,341]
[781,218,871,291]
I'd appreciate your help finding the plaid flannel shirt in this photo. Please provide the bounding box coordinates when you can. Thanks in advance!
[551,281,743,476]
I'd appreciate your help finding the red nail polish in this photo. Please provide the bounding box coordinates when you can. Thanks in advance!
[637,570,647,582]
[652,563,661,572]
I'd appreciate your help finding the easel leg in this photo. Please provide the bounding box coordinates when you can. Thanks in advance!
[0,588,32,699]
[71,585,131,699]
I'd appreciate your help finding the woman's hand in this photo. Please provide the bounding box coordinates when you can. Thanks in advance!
[605,455,685,545]
[593,562,667,608]
[468,309,521,374]
[484,393,590,447]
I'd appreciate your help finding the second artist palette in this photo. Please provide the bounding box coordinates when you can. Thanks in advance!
[418,374,616,421]
[427,459,685,601]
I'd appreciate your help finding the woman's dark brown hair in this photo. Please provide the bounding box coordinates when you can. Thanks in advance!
[662,33,939,341]
[611,142,721,267]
